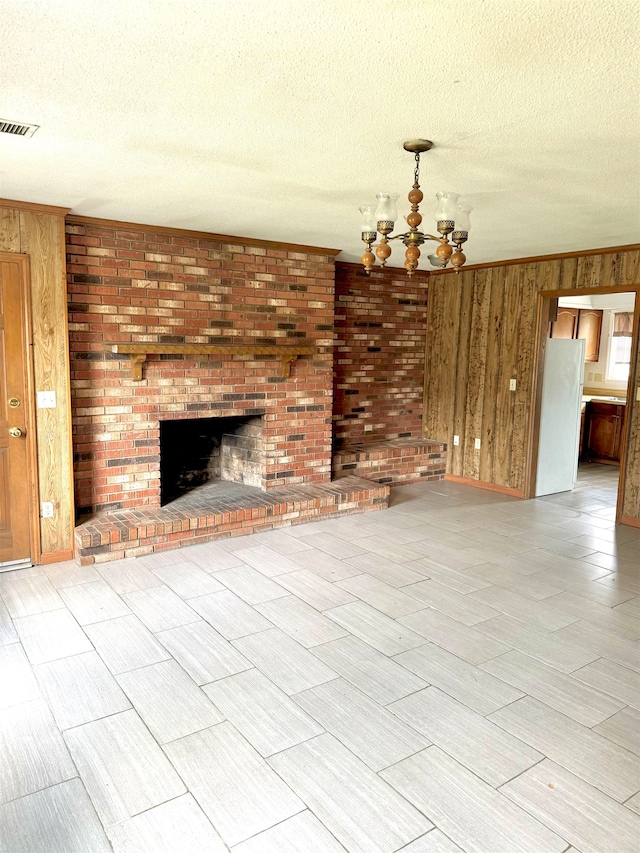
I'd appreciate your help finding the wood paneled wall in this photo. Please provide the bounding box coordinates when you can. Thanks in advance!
[424,248,640,521]
[0,200,74,560]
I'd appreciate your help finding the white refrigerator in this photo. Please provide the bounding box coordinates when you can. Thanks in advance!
[535,338,586,497]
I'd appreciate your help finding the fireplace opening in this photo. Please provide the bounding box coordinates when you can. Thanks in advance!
[159,414,264,505]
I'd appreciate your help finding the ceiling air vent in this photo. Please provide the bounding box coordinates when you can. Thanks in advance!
[0,120,39,138]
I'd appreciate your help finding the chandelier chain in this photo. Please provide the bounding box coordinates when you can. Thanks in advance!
[413,153,421,187]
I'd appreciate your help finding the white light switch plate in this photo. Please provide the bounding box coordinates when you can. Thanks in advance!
[36,391,56,408]
[509,379,517,391]
[474,438,481,450]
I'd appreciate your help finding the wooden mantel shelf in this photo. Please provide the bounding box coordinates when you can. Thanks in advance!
[108,343,318,381]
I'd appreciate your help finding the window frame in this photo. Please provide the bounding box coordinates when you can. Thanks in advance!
[606,311,633,381]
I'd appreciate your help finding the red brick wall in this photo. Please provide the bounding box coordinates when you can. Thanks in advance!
[333,262,429,448]
[66,221,335,515]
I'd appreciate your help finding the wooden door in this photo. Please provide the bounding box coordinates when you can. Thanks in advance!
[0,256,36,566]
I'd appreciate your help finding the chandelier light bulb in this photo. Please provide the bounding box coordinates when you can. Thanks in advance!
[374,193,399,234]
[359,206,377,242]
[434,192,461,227]
[453,205,472,244]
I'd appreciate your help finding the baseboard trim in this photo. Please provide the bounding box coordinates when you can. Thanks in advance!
[445,474,524,498]
[39,549,74,565]
[619,514,640,529]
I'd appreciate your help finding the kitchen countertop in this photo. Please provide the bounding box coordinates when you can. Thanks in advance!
[582,395,626,404]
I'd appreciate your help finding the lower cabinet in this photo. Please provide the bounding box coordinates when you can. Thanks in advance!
[583,401,626,464]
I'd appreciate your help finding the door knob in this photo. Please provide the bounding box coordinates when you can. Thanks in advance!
[8,398,20,408]
[9,427,22,438]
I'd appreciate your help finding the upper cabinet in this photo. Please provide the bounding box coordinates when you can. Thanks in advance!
[550,307,602,362]
[576,309,603,362]
[549,307,579,340]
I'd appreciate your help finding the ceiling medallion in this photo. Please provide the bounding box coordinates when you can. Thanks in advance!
[359,139,472,276]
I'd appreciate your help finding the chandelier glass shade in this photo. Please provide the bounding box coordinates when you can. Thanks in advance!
[360,140,472,276]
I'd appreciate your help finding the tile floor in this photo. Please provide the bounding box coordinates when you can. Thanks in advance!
[1,463,639,852]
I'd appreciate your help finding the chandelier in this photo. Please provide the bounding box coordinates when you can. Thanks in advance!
[359,139,472,276]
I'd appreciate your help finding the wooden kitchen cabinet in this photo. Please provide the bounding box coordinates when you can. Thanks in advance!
[583,400,626,464]
[576,309,603,362]
[550,307,579,340]
[549,308,602,362]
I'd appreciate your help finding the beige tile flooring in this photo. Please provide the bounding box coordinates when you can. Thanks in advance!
[1,463,639,852]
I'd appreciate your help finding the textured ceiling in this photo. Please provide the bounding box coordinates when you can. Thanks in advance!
[1,0,639,268]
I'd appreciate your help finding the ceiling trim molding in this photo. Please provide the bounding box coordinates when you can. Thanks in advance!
[65,214,341,257]
[429,243,640,275]
[538,284,640,297]
[0,197,71,216]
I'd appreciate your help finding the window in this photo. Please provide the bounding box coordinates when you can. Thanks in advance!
[606,311,633,381]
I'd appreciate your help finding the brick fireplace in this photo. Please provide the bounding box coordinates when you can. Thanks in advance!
[67,220,388,562]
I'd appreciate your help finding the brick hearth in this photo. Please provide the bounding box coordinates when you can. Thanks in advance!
[74,476,389,564]
[332,437,447,485]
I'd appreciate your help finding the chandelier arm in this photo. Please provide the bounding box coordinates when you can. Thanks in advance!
[393,232,443,243]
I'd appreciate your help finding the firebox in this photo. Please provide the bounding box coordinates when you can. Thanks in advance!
[159,414,264,505]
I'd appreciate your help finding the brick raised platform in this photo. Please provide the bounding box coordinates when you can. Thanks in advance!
[332,437,447,485]
[74,476,389,564]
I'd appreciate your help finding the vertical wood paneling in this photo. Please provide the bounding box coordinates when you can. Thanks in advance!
[463,269,491,478]
[479,268,505,483]
[559,256,578,289]
[424,248,640,522]
[423,276,446,437]
[438,278,463,447]
[621,252,640,286]
[492,266,522,487]
[0,210,20,252]
[621,307,640,518]
[619,252,640,518]
[536,259,562,293]
[450,271,474,475]
[599,252,621,287]
[512,263,539,491]
[20,212,75,555]
[576,254,603,288]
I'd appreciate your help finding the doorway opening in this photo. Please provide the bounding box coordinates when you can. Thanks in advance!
[529,288,637,523]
